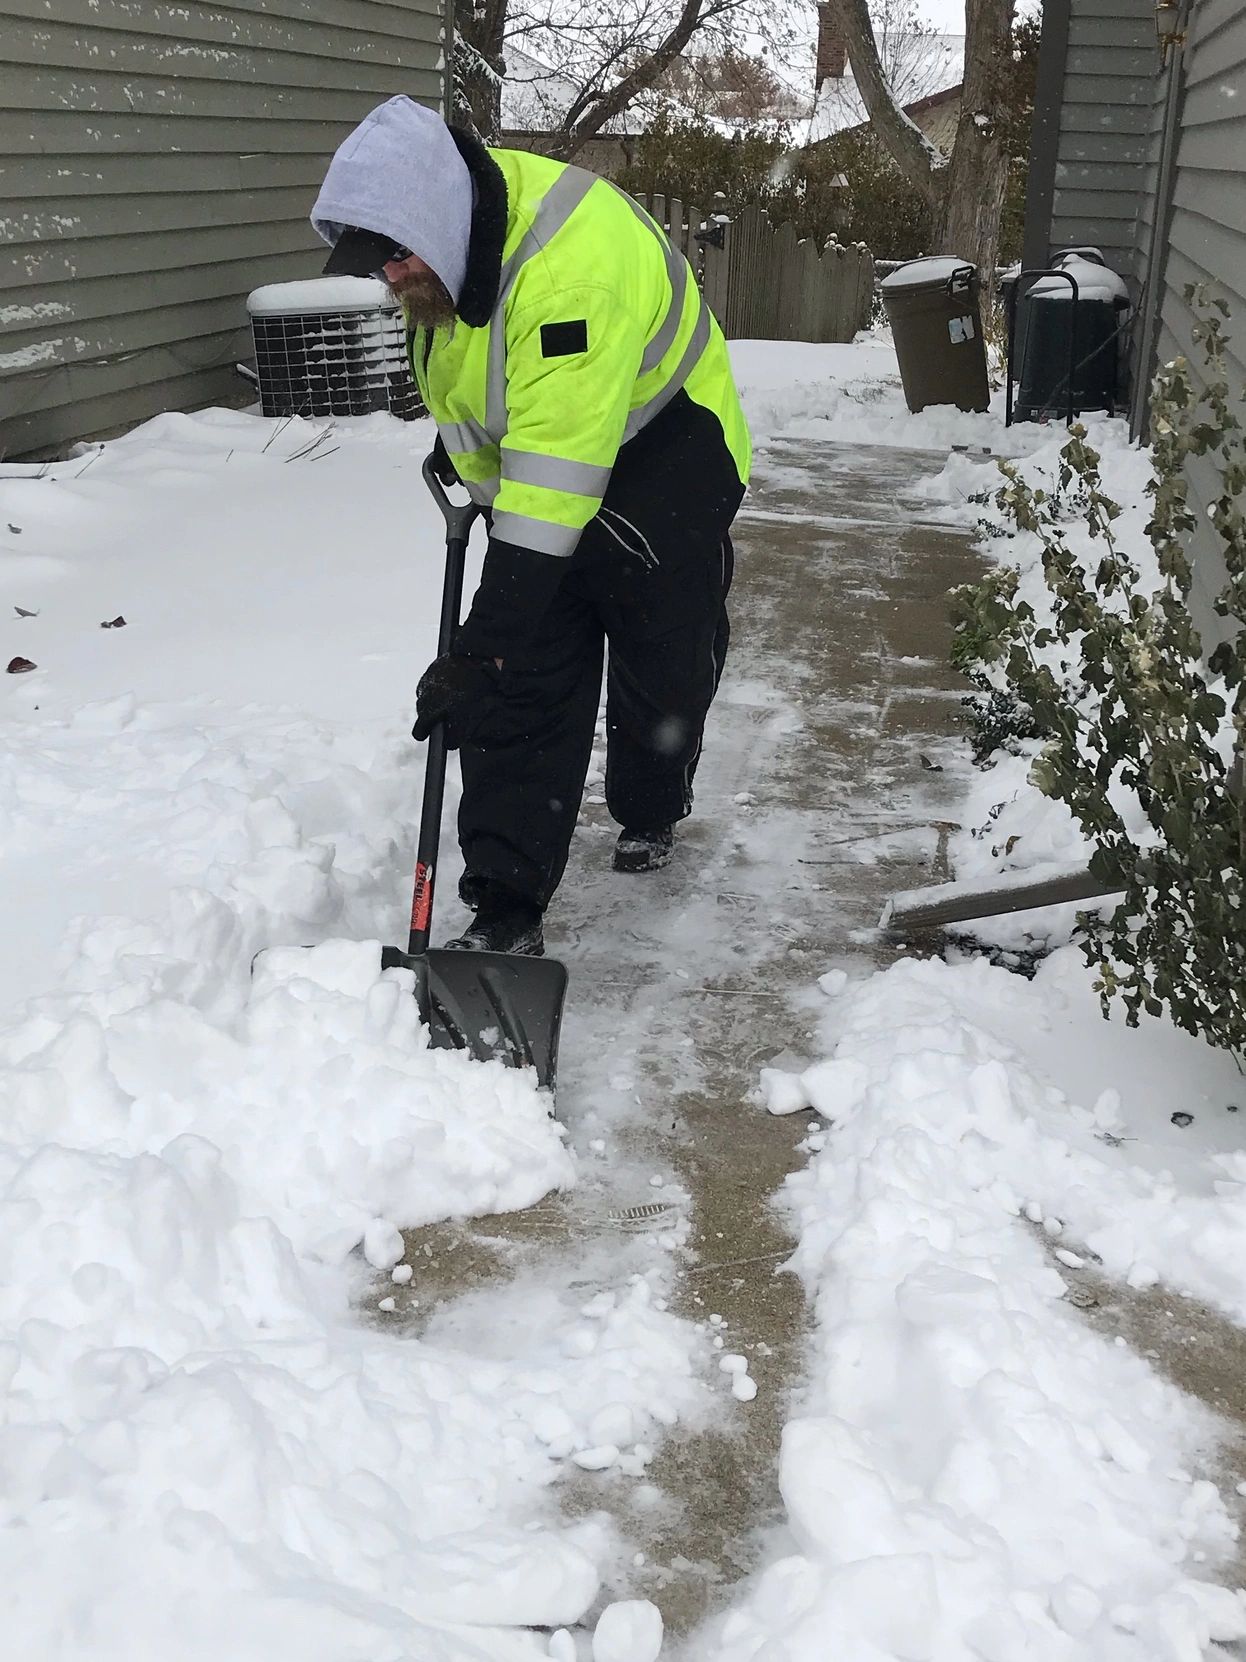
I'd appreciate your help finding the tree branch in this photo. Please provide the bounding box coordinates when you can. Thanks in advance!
[825,0,944,202]
[546,0,709,157]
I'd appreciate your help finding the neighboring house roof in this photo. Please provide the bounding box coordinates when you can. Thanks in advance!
[805,32,964,146]
[501,43,596,133]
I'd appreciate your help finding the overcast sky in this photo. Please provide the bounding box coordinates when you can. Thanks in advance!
[918,0,966,33]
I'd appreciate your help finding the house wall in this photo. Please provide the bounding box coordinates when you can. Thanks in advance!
[1136,0,1246,643]
[1027,0,1246,651]
[0,0,447,458]
[1025,0,1155,287]
[913,93,960,155]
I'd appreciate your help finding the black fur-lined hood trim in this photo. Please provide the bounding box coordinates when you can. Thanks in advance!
[448,126,508,327]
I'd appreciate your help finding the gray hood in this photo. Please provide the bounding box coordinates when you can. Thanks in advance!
[311,97,472,303]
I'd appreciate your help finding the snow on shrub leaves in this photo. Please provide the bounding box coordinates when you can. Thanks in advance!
[951,289,1246,1056]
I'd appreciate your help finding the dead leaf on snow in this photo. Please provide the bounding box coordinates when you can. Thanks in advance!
[6,657,37,674]
[14,606,38,618]
[100,616,127,629]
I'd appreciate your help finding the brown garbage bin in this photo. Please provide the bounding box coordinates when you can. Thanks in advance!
[880,257,990,414]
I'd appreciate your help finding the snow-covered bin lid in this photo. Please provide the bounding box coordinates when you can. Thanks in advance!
[880,255,975,292]
[1030,256,1129,304]
[1054,245,1106,266]
[247,277,398,317]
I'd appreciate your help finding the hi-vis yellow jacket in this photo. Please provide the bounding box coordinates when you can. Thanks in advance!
[409,148,751,560]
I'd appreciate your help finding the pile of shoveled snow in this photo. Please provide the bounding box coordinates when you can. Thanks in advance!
[731,334,1040,458]
[0,925,676,1659]
[0,407,708,1658]
[729,950,1246,1661]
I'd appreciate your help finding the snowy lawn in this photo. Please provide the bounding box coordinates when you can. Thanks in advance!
[0,404,704,1658]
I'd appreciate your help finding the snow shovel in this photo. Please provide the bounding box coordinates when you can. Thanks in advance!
[380,456,569,1094]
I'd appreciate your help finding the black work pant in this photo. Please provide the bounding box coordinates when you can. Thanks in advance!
[458,393,744,912]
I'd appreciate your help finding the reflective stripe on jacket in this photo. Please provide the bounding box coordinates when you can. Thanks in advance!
[409,148,751,560]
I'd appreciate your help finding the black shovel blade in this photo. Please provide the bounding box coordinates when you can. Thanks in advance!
[381,946,568,1095]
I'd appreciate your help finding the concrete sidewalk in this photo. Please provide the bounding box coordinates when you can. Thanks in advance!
[383,432,988,1636]
[377,429,1246,1656]
[559,436,990,1634]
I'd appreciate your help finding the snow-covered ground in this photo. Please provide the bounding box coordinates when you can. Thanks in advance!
[714,348,1246,1660]
[4,334,1244,1660]
[731,942,1246,1660]
[0,405,694,1658]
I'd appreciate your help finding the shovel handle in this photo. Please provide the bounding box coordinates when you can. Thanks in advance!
[409,454,481,955]
[422,453,479,543]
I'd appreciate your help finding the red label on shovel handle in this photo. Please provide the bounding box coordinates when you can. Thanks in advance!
[411,861,434,934]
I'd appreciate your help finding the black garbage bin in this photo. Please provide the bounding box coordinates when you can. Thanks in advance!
[880,256,990,414]
[1012,254,1129,423]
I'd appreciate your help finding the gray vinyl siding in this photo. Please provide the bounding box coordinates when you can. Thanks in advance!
[0,0,446,458]
[1027,0,1246,652]
[1141,0,1246,644]
[1047,0,1156,285]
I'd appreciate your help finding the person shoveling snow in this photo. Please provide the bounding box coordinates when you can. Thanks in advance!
[312,96,751,956]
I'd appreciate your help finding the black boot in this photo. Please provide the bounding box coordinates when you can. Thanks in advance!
[612,824,676,874]
[443,888,545,956]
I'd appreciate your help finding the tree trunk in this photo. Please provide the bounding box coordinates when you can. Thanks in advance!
[828,0,1015,293]
[826,0,944,204]
[454,0,508,140]
[936,0,1015,297]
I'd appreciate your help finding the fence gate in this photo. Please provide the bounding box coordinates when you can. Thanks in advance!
[632,193,874,345]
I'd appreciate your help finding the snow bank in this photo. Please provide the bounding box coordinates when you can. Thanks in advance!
[717,952,1246,1661]
[729,334,1045,460]
[0,407,707,1657]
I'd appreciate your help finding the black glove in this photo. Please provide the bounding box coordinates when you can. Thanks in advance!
[412,653,498,747]
[429,433,460,488]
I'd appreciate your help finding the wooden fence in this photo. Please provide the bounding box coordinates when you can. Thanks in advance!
[632,193,874,345]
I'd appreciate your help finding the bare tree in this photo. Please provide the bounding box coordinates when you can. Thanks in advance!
[456,0,805,159]
[826,0,1016,282]
[825,0,951,105]
[659,46,794,124]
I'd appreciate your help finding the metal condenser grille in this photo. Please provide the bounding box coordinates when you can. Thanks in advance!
[249,306,420,421]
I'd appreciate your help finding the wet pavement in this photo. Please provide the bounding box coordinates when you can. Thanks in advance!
[371,432,1246,1653]
[377,435,988,1639]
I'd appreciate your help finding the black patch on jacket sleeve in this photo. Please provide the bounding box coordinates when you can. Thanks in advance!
[540,320,588,358]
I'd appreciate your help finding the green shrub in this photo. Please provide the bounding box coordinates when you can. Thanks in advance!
[950,292,1246,1053]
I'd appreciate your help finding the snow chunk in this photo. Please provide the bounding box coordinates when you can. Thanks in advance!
[573,1444,620,1471]
[362,1217,404,1270]
[593,1599,664,1662]
[759,1067,809,1115]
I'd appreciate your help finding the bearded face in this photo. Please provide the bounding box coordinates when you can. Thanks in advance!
[387,264,457,328]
